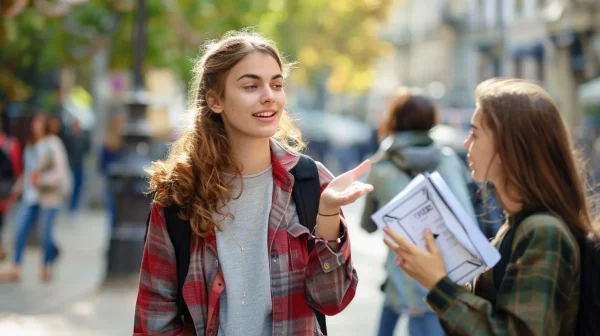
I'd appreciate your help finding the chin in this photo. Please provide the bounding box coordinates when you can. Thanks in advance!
[249,128,279,139]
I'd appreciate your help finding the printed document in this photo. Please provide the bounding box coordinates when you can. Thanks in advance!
[371,172,501,284]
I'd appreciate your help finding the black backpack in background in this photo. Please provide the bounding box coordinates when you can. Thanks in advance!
[493,210,600,336]
[145,155,328,335]
[0,139,16,199]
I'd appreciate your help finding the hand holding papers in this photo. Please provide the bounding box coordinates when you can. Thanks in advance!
[373,172,501,284]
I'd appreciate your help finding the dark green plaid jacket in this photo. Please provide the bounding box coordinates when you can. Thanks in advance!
[426,213,580,336]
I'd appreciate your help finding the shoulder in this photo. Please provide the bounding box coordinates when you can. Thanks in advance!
[514,213,580,268]
[149,202,168,228]
[439,146,465,167]
[314,160,334,185]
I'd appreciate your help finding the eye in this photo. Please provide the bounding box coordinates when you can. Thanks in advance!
[272,84,283,90]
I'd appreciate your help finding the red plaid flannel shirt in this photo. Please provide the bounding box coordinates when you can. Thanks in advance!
[134,141,358,335]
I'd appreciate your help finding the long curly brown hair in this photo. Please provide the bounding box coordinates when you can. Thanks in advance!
[146,31,305,237]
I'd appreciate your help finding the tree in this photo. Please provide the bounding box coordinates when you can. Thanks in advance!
[107,0,396,94]
[0,0,396,109]
[0,0,125,110]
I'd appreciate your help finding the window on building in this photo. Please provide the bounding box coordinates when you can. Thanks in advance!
[478,0,486,26]
[514,0,524,16]
[495,0,503,26]
[514,58,523,78]
[537,57,545,84]
[478,53,495,83]
[538,0,546,9]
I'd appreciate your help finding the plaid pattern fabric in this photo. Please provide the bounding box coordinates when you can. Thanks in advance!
[426,214,580,336]
[134,140,358,336]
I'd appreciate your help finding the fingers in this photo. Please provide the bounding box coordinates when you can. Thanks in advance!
[351,159,371,179]
[383,226,417,254]
[332,182,374,206]
[384,238,408,259]
[424,228,440,255]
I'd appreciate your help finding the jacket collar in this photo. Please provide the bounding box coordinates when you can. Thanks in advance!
[269,138,300,192]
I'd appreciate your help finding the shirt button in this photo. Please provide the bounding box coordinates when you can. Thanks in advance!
[207,328,213,334]
[271,252,279,263]
[214,260,219,268]
[323,262,330,270]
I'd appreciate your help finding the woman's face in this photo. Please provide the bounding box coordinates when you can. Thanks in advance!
[31,116,46,140]
[208,51,286,143]
[464,108,501,183]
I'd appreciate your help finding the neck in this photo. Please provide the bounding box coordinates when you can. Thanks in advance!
[229,137,272,176]
[493,182,523,215]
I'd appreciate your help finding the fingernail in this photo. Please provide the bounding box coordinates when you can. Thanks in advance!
[383,226,389,232]
[424,228,431,234]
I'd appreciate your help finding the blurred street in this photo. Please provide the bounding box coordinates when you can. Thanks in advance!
[0,199,408,336]
[2,0,600,335]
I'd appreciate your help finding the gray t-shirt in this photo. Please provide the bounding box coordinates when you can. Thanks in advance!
[216,166,274,336]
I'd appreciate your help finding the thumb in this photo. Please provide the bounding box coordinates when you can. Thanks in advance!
[424,228,440,254]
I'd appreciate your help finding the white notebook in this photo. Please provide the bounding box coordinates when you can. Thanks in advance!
[371,171,501,284]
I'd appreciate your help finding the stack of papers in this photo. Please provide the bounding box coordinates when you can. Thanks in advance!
[371,172,501,284]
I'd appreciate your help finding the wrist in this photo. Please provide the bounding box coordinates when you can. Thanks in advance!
[425,273,447,290]
[318,203,339,215]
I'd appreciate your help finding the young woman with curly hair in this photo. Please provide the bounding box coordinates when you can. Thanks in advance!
[133,31,373,336]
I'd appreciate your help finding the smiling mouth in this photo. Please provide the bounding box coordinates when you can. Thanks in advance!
[253,111,277,118]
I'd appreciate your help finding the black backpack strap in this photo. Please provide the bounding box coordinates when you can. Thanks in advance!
[290,154,328,335]
[290,154,321,253]
[145,204,191,319]
[163,205,192,319]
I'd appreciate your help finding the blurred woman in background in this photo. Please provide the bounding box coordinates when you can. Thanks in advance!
[360,87,475,336]
[0,113,70,282]
[0,118,23,262]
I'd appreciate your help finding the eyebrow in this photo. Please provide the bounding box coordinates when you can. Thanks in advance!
[237,74,283,81]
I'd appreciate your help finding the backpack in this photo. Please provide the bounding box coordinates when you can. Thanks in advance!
[493,209,600,336]
[0,138,16,199]
[145,154,328,335]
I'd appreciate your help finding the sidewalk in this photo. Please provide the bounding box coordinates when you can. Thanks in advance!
[0,208,109,315]
[0,200,409,335]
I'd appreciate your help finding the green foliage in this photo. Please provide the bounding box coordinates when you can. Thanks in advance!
[0,0,397,105]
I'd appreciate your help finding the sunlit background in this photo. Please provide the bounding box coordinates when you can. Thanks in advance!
[1,0,600,335]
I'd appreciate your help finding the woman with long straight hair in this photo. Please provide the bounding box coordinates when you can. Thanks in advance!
[384,78,599,335]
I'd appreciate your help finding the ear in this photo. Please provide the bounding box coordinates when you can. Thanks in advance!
[206,90,224,114]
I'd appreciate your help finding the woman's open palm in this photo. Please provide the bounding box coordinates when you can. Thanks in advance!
[320,160,374,209]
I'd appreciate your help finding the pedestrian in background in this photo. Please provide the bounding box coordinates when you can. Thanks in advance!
[385,78,598,335]
[64,118,90,219]
[0,113,70,282]
[99,112,124,230]
[0,118,23,262]
[360,87,475,336]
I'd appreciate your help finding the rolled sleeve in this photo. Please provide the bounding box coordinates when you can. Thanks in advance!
[316,219,349,274]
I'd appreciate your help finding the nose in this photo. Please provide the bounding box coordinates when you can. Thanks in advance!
[464,135,471,150]
[261,85,275,104]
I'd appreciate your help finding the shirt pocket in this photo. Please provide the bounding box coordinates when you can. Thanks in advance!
[286,212,310,272]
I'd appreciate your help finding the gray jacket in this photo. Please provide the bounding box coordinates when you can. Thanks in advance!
[360,131,476,314]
